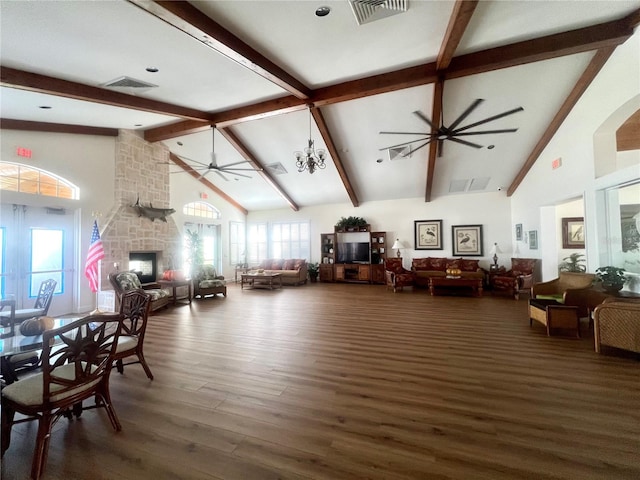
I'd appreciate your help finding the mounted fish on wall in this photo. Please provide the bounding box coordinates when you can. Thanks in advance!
[131,196,176,222]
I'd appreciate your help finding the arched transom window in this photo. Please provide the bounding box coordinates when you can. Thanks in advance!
[0,162,79,199]
[183,201,221,219]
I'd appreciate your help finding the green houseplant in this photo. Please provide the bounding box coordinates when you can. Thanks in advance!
[307,262,320,282]
[185,229,204,276]
[559,253,586,273]
[335,216,368,231]
[595,266,627,293]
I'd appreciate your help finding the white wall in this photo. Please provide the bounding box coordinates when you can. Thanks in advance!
[0,129,116,312]
[248,191,512,271]
[511,28,640,281]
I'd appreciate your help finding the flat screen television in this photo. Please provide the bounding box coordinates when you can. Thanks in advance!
[337,242,370,264]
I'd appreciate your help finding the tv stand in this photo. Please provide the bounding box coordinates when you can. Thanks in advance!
[335,263,370,283]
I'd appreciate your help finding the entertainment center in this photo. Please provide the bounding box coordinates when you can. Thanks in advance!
[319,225,387,284]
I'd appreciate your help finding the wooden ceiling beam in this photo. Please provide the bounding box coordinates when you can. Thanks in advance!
[425,79,443,203]
[311,107,359,207]
[218,127,299,211]
[437,0,478,71]
[0,67,212,122]
[507,47,616,196]
[169,152,248,215]
[0,119,118,136]
[446,17,634,79]
[128,0,311,99]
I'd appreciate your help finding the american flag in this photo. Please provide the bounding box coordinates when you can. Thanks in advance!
[84,220,105,293]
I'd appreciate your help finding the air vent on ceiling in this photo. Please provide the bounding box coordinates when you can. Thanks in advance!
[101,76,158,94]
[388,145,412,161]
[265,162,288,175]
[449,179,469,193]
[468,177,490,191]
[349,0,408,26]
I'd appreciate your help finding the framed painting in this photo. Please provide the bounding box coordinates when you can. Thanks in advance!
[451,225,483,256]
[562,217,585,249]
[529,230,538,249]
[415,220,443,250]
[515,223,523,241]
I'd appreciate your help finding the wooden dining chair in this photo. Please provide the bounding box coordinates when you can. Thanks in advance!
[0,279,57,327]
[1,313,124,480]
[114,289,154,380]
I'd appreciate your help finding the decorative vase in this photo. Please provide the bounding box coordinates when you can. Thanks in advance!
[603,283,623,294]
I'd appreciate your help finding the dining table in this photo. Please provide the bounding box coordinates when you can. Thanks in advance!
[0,316,80,384]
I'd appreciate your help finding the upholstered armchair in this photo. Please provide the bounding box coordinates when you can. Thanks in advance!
[384,258,415,293]
[594,298,640,354]
[193,265,227,298]
[108,271,170,313]
[491,258,538,299]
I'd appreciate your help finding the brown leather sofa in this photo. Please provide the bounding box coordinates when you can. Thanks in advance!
[411,257,485,288]
[257,259,308,285]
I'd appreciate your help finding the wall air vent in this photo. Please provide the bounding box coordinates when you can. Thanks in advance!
[449,179,469,193]
[388,145,412,161]
[265,162,288,175]
[101,76,158,94]
[349,0,408,26]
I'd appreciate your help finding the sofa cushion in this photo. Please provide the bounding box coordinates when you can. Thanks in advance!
[269,259,284,270]
[445,259,461,269]
[114,271,143,291]
[199,279,226,288]
[412,258,431,271]
[460,259,479,272]
[293,259,306,270]
[282,259,295,270]
[430,258,448,271]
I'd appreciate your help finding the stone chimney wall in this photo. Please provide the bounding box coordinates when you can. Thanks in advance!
[100,130,182,289]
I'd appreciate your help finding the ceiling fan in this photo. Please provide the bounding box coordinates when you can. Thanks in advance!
[170,127,260,181]
[380,99,524,157]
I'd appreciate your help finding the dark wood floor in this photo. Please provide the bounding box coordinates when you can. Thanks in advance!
[2,282,640,480]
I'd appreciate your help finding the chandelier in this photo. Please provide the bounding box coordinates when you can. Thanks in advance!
[294,109,327,174]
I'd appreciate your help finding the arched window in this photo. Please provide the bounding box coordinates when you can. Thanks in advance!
[0,162,79,199]
[183,201,220,219]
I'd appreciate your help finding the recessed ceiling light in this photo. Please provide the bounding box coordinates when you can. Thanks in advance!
[177,141,183,146]
[487,145,495,149]
[134,124,143,127]
[38,105,52,109]
[376,158,383,163]
[146,67,159,73]
[315,6,331,17]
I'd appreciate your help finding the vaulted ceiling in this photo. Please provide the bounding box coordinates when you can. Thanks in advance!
[1,1,639,214]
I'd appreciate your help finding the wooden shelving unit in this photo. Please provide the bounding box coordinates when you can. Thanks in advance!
[320,233,335,282]
[370,231,387,284]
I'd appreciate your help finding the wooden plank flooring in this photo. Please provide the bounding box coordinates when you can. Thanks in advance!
[2,282,640,480]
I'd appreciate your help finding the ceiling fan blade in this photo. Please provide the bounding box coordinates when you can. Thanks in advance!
[447,137,484,149]
[454,106,524,133]
[218,167,259,172]
[407,138,435,155]
[215,170,229,182]
[231,172,252,179]
[413,111,438,130]
[218,159,250,168]
[379,137,432,151]
[454,128,519,136]
[177,155,211,168]
[448,99,484,131]
[379,131,432,136]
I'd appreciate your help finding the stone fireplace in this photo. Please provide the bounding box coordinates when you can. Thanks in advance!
[100,130,182,291]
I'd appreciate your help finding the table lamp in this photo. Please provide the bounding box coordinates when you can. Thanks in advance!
[489,242,502,268]
[391,239,402,258]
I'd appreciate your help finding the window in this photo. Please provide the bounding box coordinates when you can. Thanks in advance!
[0,227,4,297]
[247,223,267,265]
[246,221,311,264]
[183,201,220,219]
[183,223,221,274]
[271,222,310,260]
[0,162,78,199]
[30,228,64,297]
[229,221,246,266]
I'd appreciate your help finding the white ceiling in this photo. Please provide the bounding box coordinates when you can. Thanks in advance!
[1,0,639,212]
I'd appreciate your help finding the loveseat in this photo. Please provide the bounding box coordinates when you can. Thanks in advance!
[411,257,485,288]
[257,259,308,286]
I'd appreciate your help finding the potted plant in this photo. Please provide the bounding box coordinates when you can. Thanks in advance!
[335,216,368,231]
[595,266,627,293]
[308,262,320,282]
[185,229,204,277]
[559,253,586,273]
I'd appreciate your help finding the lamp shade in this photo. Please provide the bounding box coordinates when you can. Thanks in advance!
[391,239,401,250]
[489,243,502,255]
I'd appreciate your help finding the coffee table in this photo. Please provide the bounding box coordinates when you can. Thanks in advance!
[158,279,192,304]
[429,276,483,297]
[241,272,282,290]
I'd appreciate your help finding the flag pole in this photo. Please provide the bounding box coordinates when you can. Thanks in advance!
[91,259,104,315]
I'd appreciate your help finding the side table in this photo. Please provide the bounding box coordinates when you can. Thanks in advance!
[157,279,192,305]
[235,266,250,283]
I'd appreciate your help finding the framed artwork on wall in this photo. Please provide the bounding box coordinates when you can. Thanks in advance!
[562,217,585,249]
[451,225,483,256]
[529,230,538,249]
[414,220,443,250]
[515,223,523,241]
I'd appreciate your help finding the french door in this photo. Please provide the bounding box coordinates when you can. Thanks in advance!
[0,203,74,316]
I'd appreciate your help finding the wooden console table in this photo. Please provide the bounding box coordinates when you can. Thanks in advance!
[157,279,192,304]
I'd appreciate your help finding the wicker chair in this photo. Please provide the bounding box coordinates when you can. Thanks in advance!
[384,258,415,293]
[193,265,227,299]
[593,298,640,354]
[532,272,596,302]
